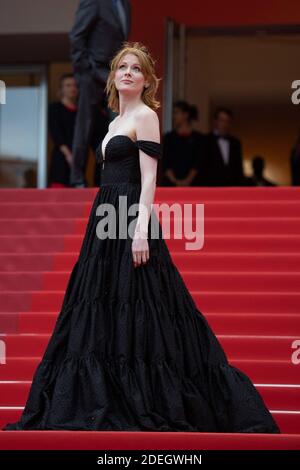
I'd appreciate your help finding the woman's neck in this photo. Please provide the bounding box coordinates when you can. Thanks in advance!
[61,97,77,109]
[118,93,144,117]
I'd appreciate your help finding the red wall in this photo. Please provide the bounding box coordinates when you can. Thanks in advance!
[129,0,300,117]
[132,0,300,30]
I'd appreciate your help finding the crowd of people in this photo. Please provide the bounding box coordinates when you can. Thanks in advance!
[47,0,299,188]
[162,102,280,188]
[48,88,298,188]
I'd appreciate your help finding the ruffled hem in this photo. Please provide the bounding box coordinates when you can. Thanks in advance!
[2,288,280,433]
[2,351,280,433]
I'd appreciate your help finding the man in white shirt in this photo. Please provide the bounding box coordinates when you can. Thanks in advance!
[203,107,244,186]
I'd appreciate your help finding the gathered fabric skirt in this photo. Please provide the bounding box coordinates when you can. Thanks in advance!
[3,182,280,433]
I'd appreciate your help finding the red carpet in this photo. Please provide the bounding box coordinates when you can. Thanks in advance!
[0,187,300,449]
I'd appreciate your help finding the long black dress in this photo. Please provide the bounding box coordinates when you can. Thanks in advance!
[162,130,204,186]
[3,135,280,433]
[48,102,77,187]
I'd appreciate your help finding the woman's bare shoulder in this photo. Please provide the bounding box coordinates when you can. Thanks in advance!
[134,106,160,141]
[134,106,159,129]
[136,104,158,119]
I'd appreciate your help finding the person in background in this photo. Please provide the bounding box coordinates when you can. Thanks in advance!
[245,156,277,187]
[69,0,131,187]
[162,101,204,186]
[48,74,78,188]
[203,107,244,186]
[290,130,300,185]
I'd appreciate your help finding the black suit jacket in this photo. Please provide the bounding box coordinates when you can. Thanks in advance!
[203,132,244,186]
[69,0,131,86]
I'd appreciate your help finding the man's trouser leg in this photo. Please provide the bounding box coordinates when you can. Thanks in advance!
[71,74,103,186]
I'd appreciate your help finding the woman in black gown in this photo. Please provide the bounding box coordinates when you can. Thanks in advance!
[48,74,78,188]
[162,101,204,187]
[3,42,280,433]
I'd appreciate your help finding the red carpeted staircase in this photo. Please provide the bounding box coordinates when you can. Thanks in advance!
[0,186,300,450]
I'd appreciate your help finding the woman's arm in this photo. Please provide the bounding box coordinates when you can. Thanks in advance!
[48,104,73,166]
[134,109,160,235]
[132,109,160,268]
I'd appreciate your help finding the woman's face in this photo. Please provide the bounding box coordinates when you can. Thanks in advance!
[114,53,149,97]
[61,77,78,101]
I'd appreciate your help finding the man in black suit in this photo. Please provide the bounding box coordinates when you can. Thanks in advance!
[69,0,131,187]
[203,107,244,186]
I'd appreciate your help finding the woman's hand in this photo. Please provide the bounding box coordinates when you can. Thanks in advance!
[60,145,73,167]
[132,230,149,268]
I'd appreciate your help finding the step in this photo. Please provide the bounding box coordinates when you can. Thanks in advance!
[0,188,97,203]
[156,201,300,218]
[206,313,300,335]
[1,187,300,203]
[1,311,299,335]
[0,429,300,450]
[1,271,300,293]
[1,201,300,219]
[0,408,299,435]
[172,252,300,272]
[1,252,300,272]
[1,357,299,385]
[0,334,297,360]
[2,235,300,254]
[78,217,300,236]
[0,381,299,412]
[0,202,89,219]
[1,218,300,236]
[0,291,299,314]
[156,187,300,202]
[0,219,78,236]
[0,236,67,254]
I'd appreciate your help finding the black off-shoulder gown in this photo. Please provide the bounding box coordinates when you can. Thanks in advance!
[3,135,280,433]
